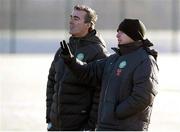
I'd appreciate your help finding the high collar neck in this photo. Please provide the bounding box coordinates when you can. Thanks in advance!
[70,29,96,40]
[117,41,143,55]
[112,39,158,60]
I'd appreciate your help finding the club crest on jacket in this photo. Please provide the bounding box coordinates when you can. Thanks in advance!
[119,60,127,69]
[76,53,85,61]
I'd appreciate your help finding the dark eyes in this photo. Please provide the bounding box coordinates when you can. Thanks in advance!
[70,15,80,21]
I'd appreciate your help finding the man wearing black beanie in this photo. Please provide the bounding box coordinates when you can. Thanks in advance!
[60,18,159,131]
[116,18,158,60]
[117,19,146,41]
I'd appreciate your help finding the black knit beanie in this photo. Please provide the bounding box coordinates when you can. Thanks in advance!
[117,19,146,41]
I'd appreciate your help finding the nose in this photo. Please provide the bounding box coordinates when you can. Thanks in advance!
[69,19,72,24]
[116,31,120,38]
[69,17,74,24]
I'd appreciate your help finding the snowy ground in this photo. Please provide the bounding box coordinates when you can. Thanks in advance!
[0,54,180,131]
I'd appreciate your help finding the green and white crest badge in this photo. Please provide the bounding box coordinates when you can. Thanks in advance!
[119,60,127,69]
[76,53,85,61]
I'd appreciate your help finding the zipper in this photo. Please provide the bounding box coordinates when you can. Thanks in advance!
[99,58,118,123]
[103,61,117,102]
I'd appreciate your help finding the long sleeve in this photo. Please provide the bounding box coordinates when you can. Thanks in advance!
[66,57,107,88]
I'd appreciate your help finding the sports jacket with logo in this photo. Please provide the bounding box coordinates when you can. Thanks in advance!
[66,41,158,131]
[46,30,108,130]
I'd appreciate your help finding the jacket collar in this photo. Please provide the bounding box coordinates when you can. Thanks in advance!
[70,29,97,41]
[112,41,143,55]
[69,29,106,48]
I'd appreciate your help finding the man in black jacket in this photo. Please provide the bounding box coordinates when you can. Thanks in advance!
[46,5,108,131]
[60,19,159,131]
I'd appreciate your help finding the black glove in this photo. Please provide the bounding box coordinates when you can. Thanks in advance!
[60,40,74,63]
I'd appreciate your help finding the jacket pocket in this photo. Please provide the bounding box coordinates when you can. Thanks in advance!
[100,101,119,126]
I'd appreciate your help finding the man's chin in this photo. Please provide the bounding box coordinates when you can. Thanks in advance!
[69,32,74,36]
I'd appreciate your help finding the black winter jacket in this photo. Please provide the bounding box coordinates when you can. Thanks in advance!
[46,30,108,130]
[66,41,159,131]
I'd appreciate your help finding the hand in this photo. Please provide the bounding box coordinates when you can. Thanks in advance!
[60,40,71,55]
[60,40,74,62]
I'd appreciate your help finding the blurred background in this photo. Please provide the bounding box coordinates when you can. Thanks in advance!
[0,0,180,131]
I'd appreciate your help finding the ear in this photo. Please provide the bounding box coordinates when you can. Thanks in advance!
[86,23,91,28]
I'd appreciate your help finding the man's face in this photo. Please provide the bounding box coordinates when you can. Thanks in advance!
[116,30,134,45]
[69,10,90,37]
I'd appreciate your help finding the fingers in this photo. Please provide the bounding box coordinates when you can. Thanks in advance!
[59,40,73,59]
[63,40,69,50]
[63,40,66,45]
[60,40,71,55]
[60,41,63,48]
[60,40,68,49]
[60,41,65,49]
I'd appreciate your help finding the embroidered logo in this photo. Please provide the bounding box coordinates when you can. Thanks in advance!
[116,61,127,76]
[119,60,127,69]
[76,53,84,61]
